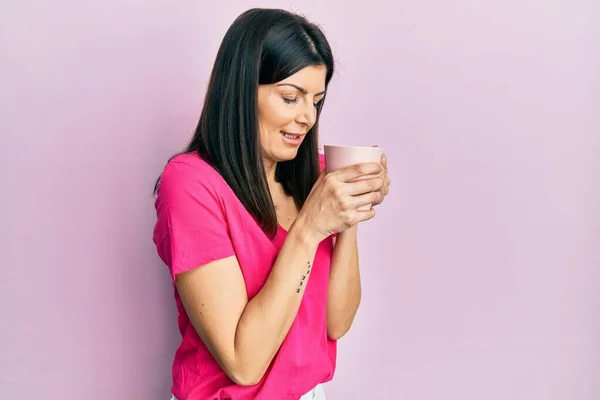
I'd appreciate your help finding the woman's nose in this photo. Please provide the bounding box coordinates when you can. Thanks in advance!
[296,101,316,127]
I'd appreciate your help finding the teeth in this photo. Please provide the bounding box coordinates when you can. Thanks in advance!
[282,132,299,139]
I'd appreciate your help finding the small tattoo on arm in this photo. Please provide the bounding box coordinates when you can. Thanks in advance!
[296,261,312,294]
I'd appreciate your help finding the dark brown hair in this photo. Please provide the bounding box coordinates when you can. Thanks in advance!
[155,8,335,237]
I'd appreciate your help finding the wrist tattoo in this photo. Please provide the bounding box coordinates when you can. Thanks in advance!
[296,261,312,293]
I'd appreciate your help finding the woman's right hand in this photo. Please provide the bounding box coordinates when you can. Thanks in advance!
[295,162,385,242]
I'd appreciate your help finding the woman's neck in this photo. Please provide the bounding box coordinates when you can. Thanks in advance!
[264,158,277,186]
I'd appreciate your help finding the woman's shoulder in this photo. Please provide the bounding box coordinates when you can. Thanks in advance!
[158,152,227,198]
[162,152,221,179]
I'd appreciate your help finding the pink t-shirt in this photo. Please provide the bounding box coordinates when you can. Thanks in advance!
[153,152,337,400]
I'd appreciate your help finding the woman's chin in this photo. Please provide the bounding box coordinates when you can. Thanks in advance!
[273,148,300,162]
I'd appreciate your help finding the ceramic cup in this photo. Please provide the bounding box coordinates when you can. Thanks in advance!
[323,145,384,211]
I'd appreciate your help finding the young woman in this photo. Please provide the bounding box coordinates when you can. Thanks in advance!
[153,8,390,400]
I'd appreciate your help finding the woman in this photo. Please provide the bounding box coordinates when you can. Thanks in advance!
[153,8,390,400]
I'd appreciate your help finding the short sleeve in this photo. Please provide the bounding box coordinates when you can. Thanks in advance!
[153,159,235,281]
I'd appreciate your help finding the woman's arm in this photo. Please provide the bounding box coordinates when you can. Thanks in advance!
[326,225,361,340]
[176,220,320,386]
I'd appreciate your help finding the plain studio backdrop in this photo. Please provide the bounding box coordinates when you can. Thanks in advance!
[1,1,598,399]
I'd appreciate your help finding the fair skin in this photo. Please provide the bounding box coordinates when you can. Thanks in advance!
[175,65,390,386]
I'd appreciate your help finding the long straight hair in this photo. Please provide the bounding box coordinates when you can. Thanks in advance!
[154,8,335,237]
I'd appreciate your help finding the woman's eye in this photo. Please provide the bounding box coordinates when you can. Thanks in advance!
[283,97,299,104]
[283,96,323,108]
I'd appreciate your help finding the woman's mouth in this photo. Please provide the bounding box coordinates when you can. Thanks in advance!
[281,131,303,146]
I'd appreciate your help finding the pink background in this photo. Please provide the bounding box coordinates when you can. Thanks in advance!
[1,1,598,399]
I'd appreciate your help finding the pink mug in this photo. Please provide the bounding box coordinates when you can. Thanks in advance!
[323,145,384,211]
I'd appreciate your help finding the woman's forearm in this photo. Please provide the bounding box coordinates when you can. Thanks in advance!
[326,225,361,340]
[232,219,320,385]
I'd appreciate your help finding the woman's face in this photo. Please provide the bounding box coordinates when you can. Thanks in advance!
[257,65,327,164]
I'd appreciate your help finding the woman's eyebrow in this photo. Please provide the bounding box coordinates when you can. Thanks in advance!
[276,83,326,96]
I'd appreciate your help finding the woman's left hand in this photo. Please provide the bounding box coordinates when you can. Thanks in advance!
[372,152,390,207]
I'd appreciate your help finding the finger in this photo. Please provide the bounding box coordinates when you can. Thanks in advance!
[351,190,382,209]
[354,207,376,223]
[344,176,384,196]
[335,162,383,182]
[381,153,387,170]
[382,178,390,195]
[375,189,386,204]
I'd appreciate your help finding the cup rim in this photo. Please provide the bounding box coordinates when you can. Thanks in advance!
[322,144,383,150]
